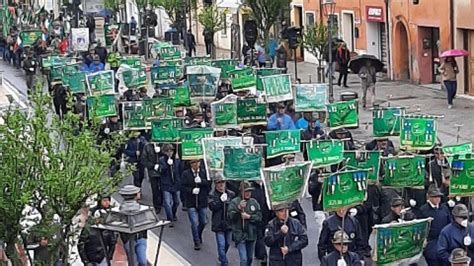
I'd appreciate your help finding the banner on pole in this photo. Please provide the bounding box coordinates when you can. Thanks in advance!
[50,66,63,81]
[372,107,405,137]
[120,66,147,89]
[236,98,267,127]
[322,169,370,211]
[122,101,146,130]
[265,130,301,158]
[306,139,344,168]
[187,66,221,99]
[223,145,264,181]
[120,56,141,68]
[262,74,293,103]
[210,59,237,79]
[151,118,182,142]
[87,70,115,95]
[294,84,328,112]
[400,116,437,151]
[382,155,426,188]
[444,143,472,158]
[326,100,358,129]
[86,94,117,118]
[450,158,474,197]
[142,97,174,123]
[169,85,191,107]
[373,219,431,265]
[71,28,89,51]
[261,162,312,209]
[256,68,284,91]
[180,128,214,160]
[64,71,87,93]
[211,94,238,129]
[158,45,182,60]
[151,65,183,86]
[344,151,381,183]
[41,55,73,70]
[229,68,256,92]
[184,56,211,66]
[19,30,42,46]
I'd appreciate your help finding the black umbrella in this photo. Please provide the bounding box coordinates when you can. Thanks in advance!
[348,54,384,74]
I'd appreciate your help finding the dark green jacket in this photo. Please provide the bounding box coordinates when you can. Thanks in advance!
[228,196,262,242]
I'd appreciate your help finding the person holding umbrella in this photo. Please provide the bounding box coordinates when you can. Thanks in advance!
[439,56,459,109]
[349,55,384,109]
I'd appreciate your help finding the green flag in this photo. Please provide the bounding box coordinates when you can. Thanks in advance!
[236,98,267,127]
[142,97,174,125]
[122,101,146,130]
[151,65,183,86]
[87,70,115,95]
[65,71,87,93]
[322,169,370,211]
[229,68,256,92]
[86,94,117,118]
[19,30,42,46]
[180,128,214,160]
[373,107,405,137]
[344,151,381,183]
[256,68,284,91]
[187,66,221,99]
[120,56,141,68]
[223,146,263,181]
[294,84,328,112]
[262,74,293,103]
[373,219,431,265]
[450,158,474,197]
[306,139,344,168]
[400,115,437,151]
[151,118,182,142]
[61,64,81,84]
[326,100,358,129]
[158,45,182,60]
[211,59,237,79]
[265,130,301,158]
[382,155,426,188]
[211,94,238,129]
[50,66,63,81]
[169,85,191,107]
[261,162,312,208]
[443,143,472,158]
[121,66,147,89]
[184,56,211,66]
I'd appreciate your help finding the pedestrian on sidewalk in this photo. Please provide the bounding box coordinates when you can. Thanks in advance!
[256,43,266,68]
[336,42,350,88]
[358,60,377,108]
[209,177,235,266]
[186,29,196,57]
[159,144,183,226]
[203,29,213,56]
[276,42,288,73]
[439,56,459,109]
[182,159,211,250]
[268,34,278,67]
[22,50,37,94]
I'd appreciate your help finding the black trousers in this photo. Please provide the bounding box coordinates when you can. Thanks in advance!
[149,175,163,212]
[205,41,212,55]
[132,163,145,187]
[254,225,267,260]
[338,65,348,86]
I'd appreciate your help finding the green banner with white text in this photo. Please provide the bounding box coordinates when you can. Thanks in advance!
[382,155,426,188]
[265,130,301,158]
[372,107,405,137]
[86,94,117,118]
[223,146,264,181]
[236,98,267,127]
[344,151,381,183]
[450,158,474,197]
[400,116,437,151]
[322,169,370,211]
[262,74,293,103]
[87,70,115,95]
[306,139,344,168]
[294,84,328,112]
[180,128,214,160]
[230,68,256,92]
[327,100,358,129]
[122,101,146,130]
[151,118,182,142]
[256,68,284,91]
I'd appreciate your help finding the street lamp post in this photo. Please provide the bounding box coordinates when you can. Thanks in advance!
[323,0,336,103]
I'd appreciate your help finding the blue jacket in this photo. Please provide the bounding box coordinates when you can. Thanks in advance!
[159,157,183,192]
[267,113,296,130]
[89,62,105,73]
[418,203,452,259]
[437,221,474,265]
[124,136,147,164]
[295,117,309,130]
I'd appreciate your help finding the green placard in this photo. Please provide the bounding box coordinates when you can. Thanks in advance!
[294,84,328,112]
[50,66,63,81]
[169,85,191,107]
[122,67,147,88]
[188,73,219,98]
[210,59,236,79]
[161,59,183,67]
[213,103,238,128]
[382,155,426,188]
[306,139,344,168]
[236,98,267,127]
[223,146,263,181]
[65,72,87,93]
[61,64,81,84]
[184,56,211,66]
[151,118,182,142]
[265,130,301,159]
[262,74,293,103]
[261,162,312,208]
[87,70,115,95]
[151,65,183,86]
[327,100,358,129]
[86,94,117,118]
[229,68,256,92]
[120,56,141,68]
[443,143,472,157]
[19,30,42,46]
[142,97,174,122]
[256,68,283,91]
[400,116,437,151]
[158,46,182,60]
[322,169,370,211]
[344,151,381,183]
[450,158,474,197]
[373,219,431,265]
[122,101,146,130]
[373,107,405,137]
[202,137,254,173]
[180,128,214,160]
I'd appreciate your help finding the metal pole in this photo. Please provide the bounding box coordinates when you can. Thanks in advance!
[145,0,149,60]
[128,237,136,265]
[293,48,298,82]
[328,15,334,103]
[153,225,166,266]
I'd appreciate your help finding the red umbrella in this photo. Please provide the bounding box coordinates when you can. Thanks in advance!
[440,49,469,58]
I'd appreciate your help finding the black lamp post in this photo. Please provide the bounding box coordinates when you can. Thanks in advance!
[323,0,336,102]
[92,185,170,266]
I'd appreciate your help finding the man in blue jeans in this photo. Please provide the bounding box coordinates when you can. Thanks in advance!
[182,159,211,250]
[159,144,183,226]
[228,181,262,266]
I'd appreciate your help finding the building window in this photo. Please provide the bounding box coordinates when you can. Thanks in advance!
[305,12,315,27]
[222,13,227,37]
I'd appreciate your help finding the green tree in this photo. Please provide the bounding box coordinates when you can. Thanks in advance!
[302,23,328,81]
[104,0,121,13]
[150,0,185,25]
[198,6,227,58]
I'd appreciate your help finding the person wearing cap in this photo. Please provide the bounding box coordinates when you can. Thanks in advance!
[438,203,474,265]
[208,177,235,266]
[418,184,452,265]
[301,117,325,141]
[329,127,356,150]
[89,54,105,73]
[267,103,296,131]
[264,203,308,266]
[318,208,370,261]
[181,159,211,250]
[124,131,147,187]
[365,137,396,157]
[449,248,471,266]
[228,181,262,266]
[141,142,164,214]
[381,196,404,223]
[159,144,183,225]
[320,230,363,266]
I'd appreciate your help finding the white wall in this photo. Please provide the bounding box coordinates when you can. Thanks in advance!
[366,22,381,58]
[155,8,172,39]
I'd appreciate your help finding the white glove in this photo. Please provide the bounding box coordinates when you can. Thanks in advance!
[194,176,202,184]
[154,164,159,171]
[154,146,160,153]
[200,121,206,128]
[349,208,358,217]
[120,160,127,170]
[337,258,347,266]
[409,199,417,207]
[220,193,228,202]
[456,196,461,201]
[192,188,200,195]
[167,158,173,165]
[104,127,110,134]
[448,199,456,207]
[464,236,472,246]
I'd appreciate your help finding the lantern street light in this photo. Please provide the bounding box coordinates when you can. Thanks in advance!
[92,185,169,266]
[323,0,336,103]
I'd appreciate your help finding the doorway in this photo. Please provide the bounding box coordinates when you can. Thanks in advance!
[395,22,410,80]
[293,5,304,61]
[342,12,354,51]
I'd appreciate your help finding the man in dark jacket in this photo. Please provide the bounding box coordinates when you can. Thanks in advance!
[95,40,108,64]
[181,159,211,250]
[251,181,272,264]
[23,51,37,93]
[321,230,362,266]
[428,148,451,188]
[438,204,474,265]
[141,142,164,214]
[209,177,235,266]
[276,42,287,73]
[159,144,183,225]
[264,203,308,266]
[124,131,147,187]
[418,185,452,266]
[308,169,326,248]
[302,118,325,141]
[186,29,196,57]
